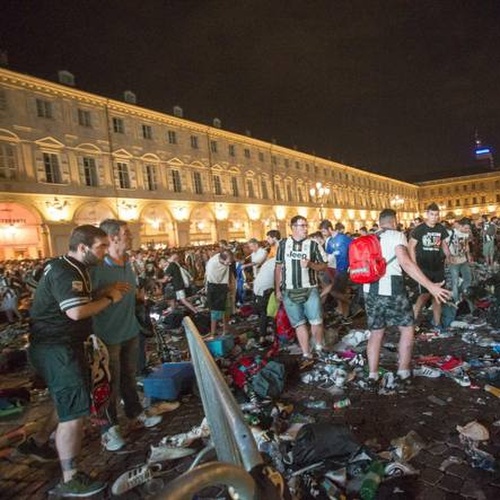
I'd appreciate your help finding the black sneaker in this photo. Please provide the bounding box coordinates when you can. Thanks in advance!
[54,472,106,498]
[394,374,413,389]
[17,437,58,462]
[364,378,380,393]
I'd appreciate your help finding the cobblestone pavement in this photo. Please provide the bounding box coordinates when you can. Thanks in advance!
[1,318,500,499]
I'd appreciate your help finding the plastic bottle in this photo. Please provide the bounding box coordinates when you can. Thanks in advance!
[333,398,351,410]
[484,384,500,398]
[304,400,327,409]
[359,461,385,500]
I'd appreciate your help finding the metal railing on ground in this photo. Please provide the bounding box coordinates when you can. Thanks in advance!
[154,316,264,500]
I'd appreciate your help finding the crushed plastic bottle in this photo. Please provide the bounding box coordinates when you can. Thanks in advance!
[304,400,327,409]
[360,461,385,500]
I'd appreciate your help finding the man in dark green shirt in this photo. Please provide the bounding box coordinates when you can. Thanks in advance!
[26,225,129,498]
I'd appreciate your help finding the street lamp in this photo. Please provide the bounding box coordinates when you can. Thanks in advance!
[390,195,404,210]
[310,182,330,220]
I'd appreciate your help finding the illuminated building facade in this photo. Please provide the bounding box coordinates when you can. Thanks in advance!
[0,67,495,259]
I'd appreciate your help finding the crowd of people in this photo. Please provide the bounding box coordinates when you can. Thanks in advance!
[0,205,499,497]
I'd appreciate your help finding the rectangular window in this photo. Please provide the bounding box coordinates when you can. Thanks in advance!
[244,148,251,159]
[144,164,157,191]
[167,130,177,144]
[258,152,264,162]
[193,171,203,194]
[82,157,98,187]
[213,175,222,195]
[228,144,235,157]
[497,194,500,203]
[116,162,130,189]
[210,140,218,153]
[472,197,477,204]
[142,124,153,140]
[455,199,460,207]
[272,155,277,165]
[298,187,304,203]
[190,135,198,149]
[284,159,289,168]
[172,170,182,192]
[36,99,52,119]
[481,196,486,204]
[0,90,6,111]
[231,176,239,197]
[295,161,300,170]
[78,109,91,127]
[275,184,282,201]
[113,117,124,134]
[0,143,16,179]
[43,153,61,183]
[247,179,255,198]
[286,184,293,201]
[261,179,269,199]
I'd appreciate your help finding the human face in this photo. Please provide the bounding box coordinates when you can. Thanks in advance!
[292,219,308,240]
[113,225,133,253]
[82,237,109,266]
[426,210,440,227]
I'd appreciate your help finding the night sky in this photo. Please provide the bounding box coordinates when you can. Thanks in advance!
[2,0,500,182]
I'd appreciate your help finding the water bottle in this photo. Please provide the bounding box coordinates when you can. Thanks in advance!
[360,461,385,500]
[484,384,500,398]
[333,397,351,409]
[304,400,327,409]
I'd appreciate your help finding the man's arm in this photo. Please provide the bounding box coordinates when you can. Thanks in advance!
[274,263,283,301]
[407,238,418,264]
[395,245,451,303]
[65,285,126,321]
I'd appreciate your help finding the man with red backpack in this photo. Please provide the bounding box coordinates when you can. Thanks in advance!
[364,209,451,391]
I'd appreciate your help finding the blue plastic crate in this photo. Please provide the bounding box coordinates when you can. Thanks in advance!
[205,335,234,357]
[143,362,194,400]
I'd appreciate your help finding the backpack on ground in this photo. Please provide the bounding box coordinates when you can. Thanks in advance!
[348,233,395,284]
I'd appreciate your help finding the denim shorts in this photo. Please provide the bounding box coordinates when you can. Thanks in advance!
[283,287,323,328]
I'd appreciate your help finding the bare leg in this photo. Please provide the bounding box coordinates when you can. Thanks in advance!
[55,418,84,482]
[311,323,324,347]
[295,324,310,356]
[431,298,442,327]
[413,293,430,321]
[180,297,197,314]
[397,326,414,372]
[367,328,385,377]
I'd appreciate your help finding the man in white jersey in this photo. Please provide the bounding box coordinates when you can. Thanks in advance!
[364,209,451,391]
[275,215,327,360]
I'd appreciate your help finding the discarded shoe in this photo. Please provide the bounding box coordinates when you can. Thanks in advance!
[148,444,196,463]
[16,437,58,462]
[162,418,210,447]
[413,366,441,378]
[102,425,125,452]
[135,412,162,428]
[385,461,419,477]
[112,463,161,495]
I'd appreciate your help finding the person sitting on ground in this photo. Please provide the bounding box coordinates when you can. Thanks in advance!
[365,209,452,390]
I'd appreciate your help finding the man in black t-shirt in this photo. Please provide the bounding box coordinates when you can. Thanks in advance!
[408,203,451,330]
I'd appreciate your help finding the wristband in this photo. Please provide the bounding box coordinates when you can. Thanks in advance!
[105,295,114,305]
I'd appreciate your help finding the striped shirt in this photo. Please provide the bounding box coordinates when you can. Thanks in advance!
[276,237,327,290]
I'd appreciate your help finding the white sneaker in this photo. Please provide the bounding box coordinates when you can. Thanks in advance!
[102,425,125,451]
[136,412,162,428]
[413,365,441,378]
[162,418,210,447]
[111,463,159,495]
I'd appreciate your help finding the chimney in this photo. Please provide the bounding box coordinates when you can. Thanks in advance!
[123,90,137,104]
[173,105,183,118]
[213,118,221,128]
[58,70,75,87]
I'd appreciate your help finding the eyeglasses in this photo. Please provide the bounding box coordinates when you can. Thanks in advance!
[293,223,308,228]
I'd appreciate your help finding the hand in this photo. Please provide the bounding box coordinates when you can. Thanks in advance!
[300,258,309,268]
[429,281,452,304]
[275,290,283,302]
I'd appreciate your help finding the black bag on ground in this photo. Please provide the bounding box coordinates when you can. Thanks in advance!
[159,310,186,330]
[293,423,360,466]
[251,361,286,399]
[191,311,211,335]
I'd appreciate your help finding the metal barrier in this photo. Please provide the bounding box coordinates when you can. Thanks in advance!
[154,316,263,499]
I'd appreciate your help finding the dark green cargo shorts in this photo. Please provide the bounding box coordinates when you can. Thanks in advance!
[29,342,90,422]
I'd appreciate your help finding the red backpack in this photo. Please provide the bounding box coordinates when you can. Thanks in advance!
[348,233,395,284]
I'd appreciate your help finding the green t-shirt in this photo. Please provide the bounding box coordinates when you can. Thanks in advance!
[30,256,93,344]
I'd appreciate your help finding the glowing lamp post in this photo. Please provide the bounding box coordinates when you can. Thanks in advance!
[390,195,404,210]
[310,182,330,221]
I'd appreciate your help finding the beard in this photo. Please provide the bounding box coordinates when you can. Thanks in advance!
[82,249,101,267]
